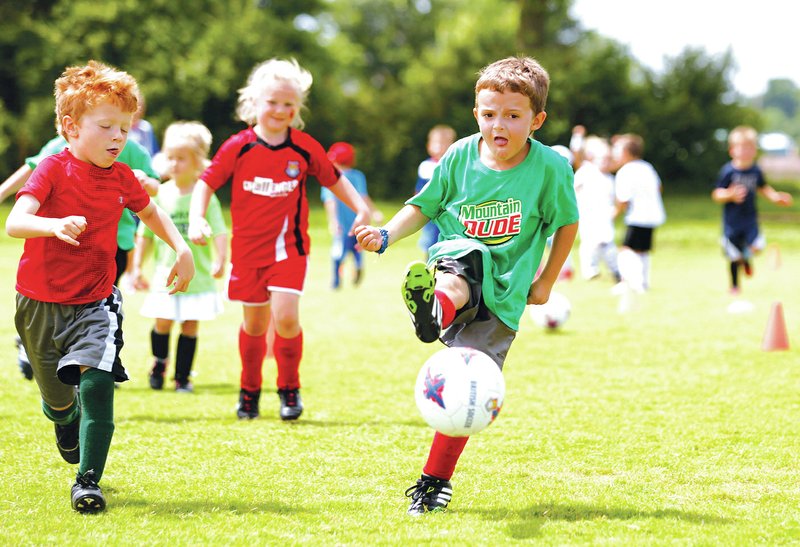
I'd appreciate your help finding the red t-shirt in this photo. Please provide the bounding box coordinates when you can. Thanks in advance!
[15,149,151,304]
[201,127,340,267]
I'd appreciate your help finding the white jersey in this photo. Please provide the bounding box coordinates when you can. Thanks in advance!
[615,159,666,227]
[574,162,616,244]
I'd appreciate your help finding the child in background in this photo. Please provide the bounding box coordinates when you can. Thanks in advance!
[188,58,371,420]
[573,135,620,281]
[416,125,456,259]
[6,60,193,513]
[321,141,381,289]
[133,121,228,392]
[711,125,792,294]
[612,133,666,293]
[356,56,578,515]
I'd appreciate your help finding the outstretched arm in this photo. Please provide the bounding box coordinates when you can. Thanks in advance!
[355,204,429,253]
[326,176,372,234]
[528,222,578,305]
[137,201,195,294]
[759,184,793,206]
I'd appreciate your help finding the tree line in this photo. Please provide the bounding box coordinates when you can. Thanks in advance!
[0,0,762,198]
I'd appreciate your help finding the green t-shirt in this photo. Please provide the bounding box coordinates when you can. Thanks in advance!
[138,181,227,294]
[26,135,160,250]
[407,134,578,331]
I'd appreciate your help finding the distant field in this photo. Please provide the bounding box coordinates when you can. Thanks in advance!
[0,193,798,545]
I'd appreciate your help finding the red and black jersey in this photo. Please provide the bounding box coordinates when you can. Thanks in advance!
[16,149,151,304]
[202,127,340,267]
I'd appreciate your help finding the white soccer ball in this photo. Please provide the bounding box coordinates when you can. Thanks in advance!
[529,291,571,329]
[414,347,505,437]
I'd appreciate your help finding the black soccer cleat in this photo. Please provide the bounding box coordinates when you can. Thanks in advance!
[405,474,453,515]
[71,470,106,513]
[55,417,80,465]
[237,388,261,419]
[277,388,303,421]
[149,360,166,390]
[15,336,33,381]
[402,262,441,343]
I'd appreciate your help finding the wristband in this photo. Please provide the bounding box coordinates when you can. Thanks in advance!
[377,228,389,254]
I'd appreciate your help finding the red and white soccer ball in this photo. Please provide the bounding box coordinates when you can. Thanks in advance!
[414,347,505,437]
[529,291,571,329]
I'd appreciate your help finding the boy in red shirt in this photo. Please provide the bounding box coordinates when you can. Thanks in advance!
[6,60,194,512]
[189,58,370,420]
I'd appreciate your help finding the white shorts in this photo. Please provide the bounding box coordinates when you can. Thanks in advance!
[140,291,223,322]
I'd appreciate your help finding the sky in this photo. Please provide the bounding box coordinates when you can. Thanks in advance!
[570,0,798,97]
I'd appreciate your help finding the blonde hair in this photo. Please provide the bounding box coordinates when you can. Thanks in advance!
[162,121,212,172]
[428,124,456,143]
[54,60,139,138]
[728,125,758,147]
[236,58,313,129]
[475,56,550,114]
[583,135,610,161]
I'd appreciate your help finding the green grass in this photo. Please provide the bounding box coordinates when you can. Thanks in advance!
[1,194,799,545]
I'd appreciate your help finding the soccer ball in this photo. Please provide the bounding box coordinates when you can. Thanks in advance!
[414,347,505,437]
[529,291,571,329]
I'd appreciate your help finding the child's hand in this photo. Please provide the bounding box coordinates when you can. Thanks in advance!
[52,216,87,246]
[349,209,372,236]
[166,248,195,294]
[527,278,553,306]
[132,272,149,291]
[775,191,793,207]
[729,184,747,203]
[188,218,211,245]
[211,260,225,279]
[132,169,160,196]
[354,224,382,253]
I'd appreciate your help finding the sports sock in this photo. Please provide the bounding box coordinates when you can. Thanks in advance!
[174,334,197,384]
[78,368,115,481]
[42,396,80,425]
[274,330,303,390]
[730,261,739,289]
[422,432,469,481]
[151,329,169,364]
[435,290,456,329]
[239,326,266,392]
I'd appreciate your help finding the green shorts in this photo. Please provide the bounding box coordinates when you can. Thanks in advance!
[15,288,128,408]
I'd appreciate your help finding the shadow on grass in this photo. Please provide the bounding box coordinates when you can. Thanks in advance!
[118,496,307,516]
[462,502,729,540]
[120,414,424,428]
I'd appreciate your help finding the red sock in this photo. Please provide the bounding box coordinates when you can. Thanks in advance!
[422,432,469,480]
[274,330,303,390]
[239,327,266,391]
[435,290,456,329]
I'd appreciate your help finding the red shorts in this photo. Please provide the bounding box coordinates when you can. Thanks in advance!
[227,256,308,304]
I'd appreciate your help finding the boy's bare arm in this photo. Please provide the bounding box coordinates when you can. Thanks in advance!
[137,201,195,293]
[355,204,428,253]
[711,185,746,204]
[759,185,793,206]
[6,194,87,246]
[528,221,578,305]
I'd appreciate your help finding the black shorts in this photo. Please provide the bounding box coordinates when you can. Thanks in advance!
[623,225,655,252]
[434,252,516,368]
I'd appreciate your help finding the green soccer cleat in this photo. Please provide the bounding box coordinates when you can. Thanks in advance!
[402,262,441,343]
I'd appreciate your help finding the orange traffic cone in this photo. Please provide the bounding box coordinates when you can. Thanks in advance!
[762,301,789,351]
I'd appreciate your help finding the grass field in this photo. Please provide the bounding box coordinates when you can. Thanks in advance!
[0,193,798,545]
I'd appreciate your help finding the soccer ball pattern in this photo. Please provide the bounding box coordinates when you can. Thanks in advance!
[414,347,505,437]
[529,291,571,329]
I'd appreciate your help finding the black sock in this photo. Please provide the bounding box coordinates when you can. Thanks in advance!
[174,334,197,384]
[151,329,169,373]
[79,368,115,481]
[730,261,739,288]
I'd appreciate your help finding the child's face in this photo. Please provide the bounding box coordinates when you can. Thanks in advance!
[256,81,300,137]
[729,138,757,166]
[62,101,132,168]
[473,89,546,169]
[427,132,454,161]
[165,146,200,184]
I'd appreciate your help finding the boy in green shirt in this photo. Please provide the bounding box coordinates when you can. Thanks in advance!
[356,56,579,515]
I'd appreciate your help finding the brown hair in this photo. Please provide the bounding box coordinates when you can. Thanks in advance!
[475,56,550,114]
[54,60,139,138]
[615,133,645,159]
